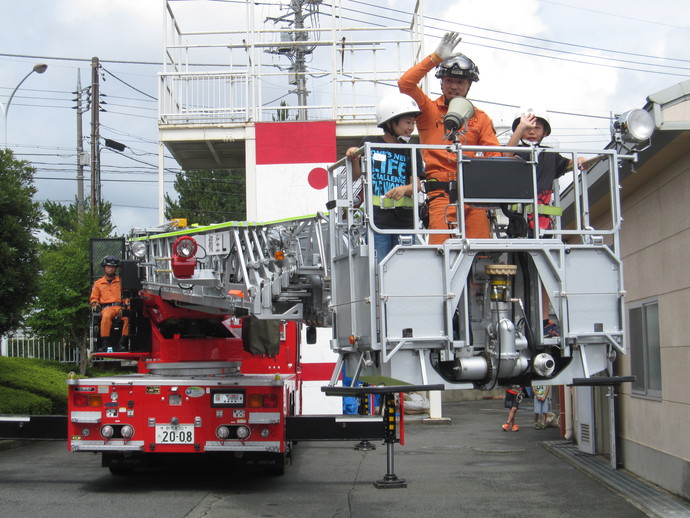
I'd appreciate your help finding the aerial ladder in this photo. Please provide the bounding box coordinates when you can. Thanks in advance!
[128,141,631,392]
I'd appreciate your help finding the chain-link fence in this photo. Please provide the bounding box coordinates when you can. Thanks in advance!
[90,238,126,284]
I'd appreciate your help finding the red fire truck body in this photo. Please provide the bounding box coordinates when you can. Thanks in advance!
[67,295,301,474]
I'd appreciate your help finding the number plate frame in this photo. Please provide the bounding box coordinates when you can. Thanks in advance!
[155,424,194,444]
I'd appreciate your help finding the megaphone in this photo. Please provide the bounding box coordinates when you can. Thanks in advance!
[444,97,475,136]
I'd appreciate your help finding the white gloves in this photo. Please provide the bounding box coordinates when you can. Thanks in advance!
[434,32,463,62]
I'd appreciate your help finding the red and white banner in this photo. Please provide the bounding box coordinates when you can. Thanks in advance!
[254,121,335,221]
[254,121,341,413]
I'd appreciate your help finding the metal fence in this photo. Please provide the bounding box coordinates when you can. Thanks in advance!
[1,332,81,364]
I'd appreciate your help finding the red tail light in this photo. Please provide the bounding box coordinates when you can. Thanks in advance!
[263,394,278,408]
[247,393,278,408]
[73,393,102,407]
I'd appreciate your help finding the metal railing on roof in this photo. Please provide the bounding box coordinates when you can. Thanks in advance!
[159,0,425,127]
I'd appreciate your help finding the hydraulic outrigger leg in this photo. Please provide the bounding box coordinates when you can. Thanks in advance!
[376,392,406,489]
[322,383,444,489]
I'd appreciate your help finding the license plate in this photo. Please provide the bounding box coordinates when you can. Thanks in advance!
[155,424,194,444]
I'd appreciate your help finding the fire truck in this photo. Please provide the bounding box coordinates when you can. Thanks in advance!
[67,132,642,478]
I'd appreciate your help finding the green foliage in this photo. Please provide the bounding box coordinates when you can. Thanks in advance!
[40,199,113,243]
[272,100,294,122]
[0,149,42,336]
[164,169,246,226]
[27,202,114,374]
[0,386,52,415]
[0,357,136,414]
[0,357,69,414]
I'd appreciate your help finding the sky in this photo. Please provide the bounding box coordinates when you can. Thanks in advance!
[1,0,689,236]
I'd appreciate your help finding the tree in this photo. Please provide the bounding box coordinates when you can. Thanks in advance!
[39,198,112,241]
[27,202,114,374]
[164,169,246,226]
[272,100,294,122]
[0,149,42,337]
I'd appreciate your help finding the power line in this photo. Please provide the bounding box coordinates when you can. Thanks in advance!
[347,0,690,64]
[539,0,690,31]
[101,147,179,172]
[329,0,690,77]
[34,176,173,184]
[101,67,157,100]
[102,101,157,112]
[0,51,161,66]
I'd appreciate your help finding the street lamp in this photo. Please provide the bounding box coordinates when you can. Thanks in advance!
[1,63,48,148]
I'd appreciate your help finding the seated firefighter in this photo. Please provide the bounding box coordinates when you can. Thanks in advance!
[90,255,129,352]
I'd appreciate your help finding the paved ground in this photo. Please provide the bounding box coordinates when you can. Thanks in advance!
[1,398,688,518]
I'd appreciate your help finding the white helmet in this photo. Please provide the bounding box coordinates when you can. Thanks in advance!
[376,93,421,128]
[512,106,551,136]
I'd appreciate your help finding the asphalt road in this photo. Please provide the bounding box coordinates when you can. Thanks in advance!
[0,399,647,518]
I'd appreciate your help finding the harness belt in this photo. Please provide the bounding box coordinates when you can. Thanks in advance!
[423,180,453,192]
[423,180,458,203]
[100,302,122,309]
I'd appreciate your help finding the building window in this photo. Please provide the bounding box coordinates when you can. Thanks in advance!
[629,299,661,399]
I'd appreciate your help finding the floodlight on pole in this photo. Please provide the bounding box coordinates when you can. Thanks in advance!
[2,63,48,148]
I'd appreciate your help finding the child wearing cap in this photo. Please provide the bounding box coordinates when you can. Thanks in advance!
[503,108,586,336]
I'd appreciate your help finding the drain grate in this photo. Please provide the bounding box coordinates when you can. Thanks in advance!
[543,440,690,518]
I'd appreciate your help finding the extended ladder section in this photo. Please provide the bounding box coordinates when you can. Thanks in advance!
[129,143,635,390]
[130,215,332,326]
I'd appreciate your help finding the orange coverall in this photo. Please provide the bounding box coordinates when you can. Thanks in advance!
[90,275,128,338]
[398,54,501,244]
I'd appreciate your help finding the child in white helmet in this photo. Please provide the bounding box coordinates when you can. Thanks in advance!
[345,92,425,261]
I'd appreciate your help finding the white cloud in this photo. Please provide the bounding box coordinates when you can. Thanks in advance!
[420,0,621,145]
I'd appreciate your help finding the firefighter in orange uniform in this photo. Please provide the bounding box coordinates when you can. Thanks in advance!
[90,255,128,352]
[398,31,501,244]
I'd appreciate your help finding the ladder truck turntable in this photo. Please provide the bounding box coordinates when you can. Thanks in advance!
[67,137,638,482]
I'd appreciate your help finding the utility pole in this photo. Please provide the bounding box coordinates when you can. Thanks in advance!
[90,57,100,209]
[268,0,320,121]
[74,70,86,217]
[292,0,308,121]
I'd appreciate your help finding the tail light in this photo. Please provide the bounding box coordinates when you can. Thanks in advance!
[248,393,279,408]
[73,393,102,407]
[171,235,197,278]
